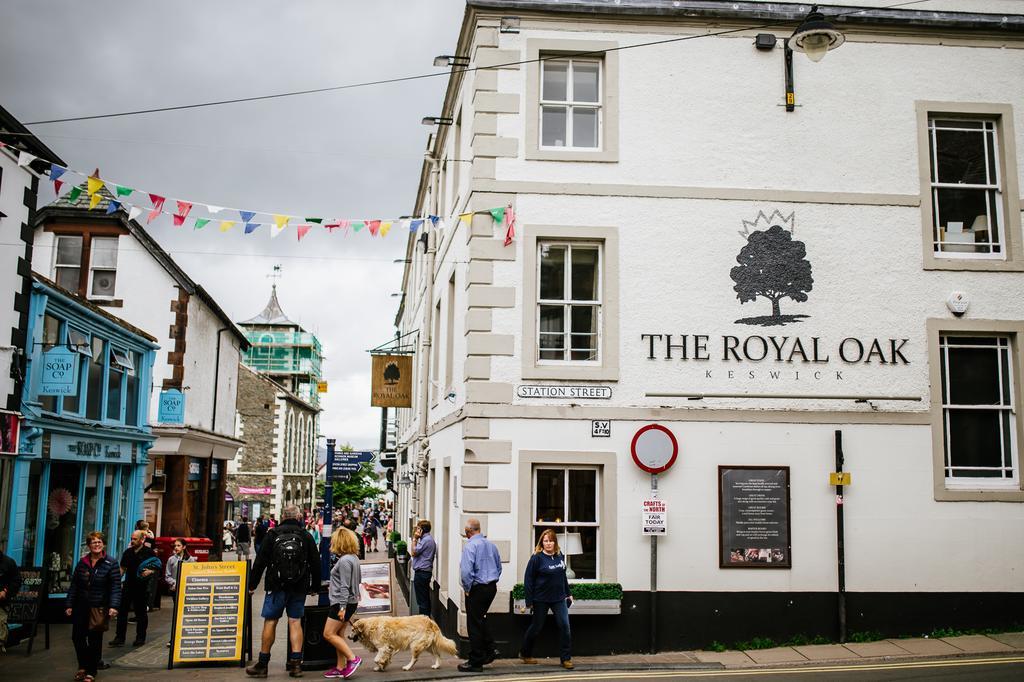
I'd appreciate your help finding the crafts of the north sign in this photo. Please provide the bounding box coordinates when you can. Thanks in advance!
[371,355,412,407]
[40,347,79,396]
[642,498,667,535]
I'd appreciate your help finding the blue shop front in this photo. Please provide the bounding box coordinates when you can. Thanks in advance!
[6,275,157,597]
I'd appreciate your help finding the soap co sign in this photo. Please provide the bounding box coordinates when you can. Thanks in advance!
[158,389,186,424]
[40,347,79,396]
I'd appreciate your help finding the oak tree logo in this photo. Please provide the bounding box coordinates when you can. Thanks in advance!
[383,361,401,385]
[730,211,813,327]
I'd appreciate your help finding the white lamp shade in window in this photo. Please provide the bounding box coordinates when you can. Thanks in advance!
[560,532,583,556]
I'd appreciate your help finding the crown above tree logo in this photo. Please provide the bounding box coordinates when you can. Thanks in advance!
[738,210,796,241]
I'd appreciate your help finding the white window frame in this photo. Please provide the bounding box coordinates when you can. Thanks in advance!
[939,334,1018,488]
[88,236,119,299]
[539,57,603,151]
[53,235,83,292]
[928,117,1005,260]
[532,465,601,582]
[536,241,603,365]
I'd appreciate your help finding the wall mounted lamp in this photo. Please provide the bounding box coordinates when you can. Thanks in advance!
[433,54,470,67]
[758,5,845,112]
[421,116,454,126]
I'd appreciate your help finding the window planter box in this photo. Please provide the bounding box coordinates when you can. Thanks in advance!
[512,598,620,615]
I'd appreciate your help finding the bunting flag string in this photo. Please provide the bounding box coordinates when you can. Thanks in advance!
[9,150,515,245]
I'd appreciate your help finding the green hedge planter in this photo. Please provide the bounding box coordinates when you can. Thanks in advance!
[511,583,623,615]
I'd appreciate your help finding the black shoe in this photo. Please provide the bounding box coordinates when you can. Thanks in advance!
[483,651,496,665]
[132,638,146,646]
[458,663,483,673]
[98,660,110,670]
[245,660,269,678]
[108,638,125,647]
[287,659,303,677]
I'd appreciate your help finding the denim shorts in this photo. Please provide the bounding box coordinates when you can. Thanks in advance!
[261,591,306,620]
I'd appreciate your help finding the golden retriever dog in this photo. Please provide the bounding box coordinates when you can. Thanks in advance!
[349,615,458,671]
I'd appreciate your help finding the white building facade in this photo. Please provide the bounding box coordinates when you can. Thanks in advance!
[392,0,1024,654]
[31,188,248,544]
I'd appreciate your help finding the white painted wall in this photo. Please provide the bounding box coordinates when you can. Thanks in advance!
[0,149,36,410]
[182,295,241,435]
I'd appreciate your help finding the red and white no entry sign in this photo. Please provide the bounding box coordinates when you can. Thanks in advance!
[630,424,678,474]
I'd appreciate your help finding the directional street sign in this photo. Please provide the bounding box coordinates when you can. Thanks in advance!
[328,450,376,481]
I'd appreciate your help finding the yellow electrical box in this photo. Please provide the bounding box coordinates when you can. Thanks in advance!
[317,381,328,393]
[829,472,851,486]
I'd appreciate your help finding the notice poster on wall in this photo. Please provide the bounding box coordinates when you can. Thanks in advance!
[719,466,791,569]
[169,561,250,669]
[356,560,394,616]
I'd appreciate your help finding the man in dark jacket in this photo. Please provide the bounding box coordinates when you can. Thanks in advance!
[246,505,321,678]
[110,530,158,647]
[235,517,252,560]
[254,515,268,555]
[0,548,22,647]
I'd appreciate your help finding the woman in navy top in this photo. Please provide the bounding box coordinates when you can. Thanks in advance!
[519,529,574,669]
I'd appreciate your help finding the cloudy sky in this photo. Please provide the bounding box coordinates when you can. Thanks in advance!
[1,0,466,448]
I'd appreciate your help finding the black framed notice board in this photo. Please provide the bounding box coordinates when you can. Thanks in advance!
[719,466,792,568]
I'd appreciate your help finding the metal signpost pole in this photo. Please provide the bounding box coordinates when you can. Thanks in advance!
[834,430,847,643]
[319,438,336,606]
[650,472,658,654]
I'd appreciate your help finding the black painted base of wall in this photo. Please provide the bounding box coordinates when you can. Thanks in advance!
[429,590,1024,657]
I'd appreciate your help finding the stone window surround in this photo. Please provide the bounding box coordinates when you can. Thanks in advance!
[516,449,617,581]
[525,39,620,163]
[522,224,620,381]
[915,101,1023,272]
[927,317,1024,502]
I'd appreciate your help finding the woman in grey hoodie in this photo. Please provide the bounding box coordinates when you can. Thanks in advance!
[322,527,362,678]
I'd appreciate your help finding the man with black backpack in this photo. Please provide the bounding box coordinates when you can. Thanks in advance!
[247,505,321,678]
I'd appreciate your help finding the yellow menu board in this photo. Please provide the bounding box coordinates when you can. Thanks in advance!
[169,561,249,668]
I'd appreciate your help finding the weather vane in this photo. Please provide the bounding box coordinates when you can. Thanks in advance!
[267,264,283,284]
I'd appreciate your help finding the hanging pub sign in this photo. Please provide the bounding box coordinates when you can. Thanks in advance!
[158,389,186,424]
[719,466,791,569]
[371,355,412,407]
[40,347,79,396]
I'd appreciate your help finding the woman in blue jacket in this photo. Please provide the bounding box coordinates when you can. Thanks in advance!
[65,531,121,682]
[519,529,574,670]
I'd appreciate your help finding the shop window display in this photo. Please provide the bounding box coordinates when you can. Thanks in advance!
[45,461,81,594]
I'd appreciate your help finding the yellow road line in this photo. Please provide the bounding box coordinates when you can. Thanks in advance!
[483,655,1024,682]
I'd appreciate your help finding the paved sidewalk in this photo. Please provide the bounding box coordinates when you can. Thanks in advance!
[2,549,1022,680]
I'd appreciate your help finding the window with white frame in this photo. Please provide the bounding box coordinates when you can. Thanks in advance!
[540,57,602,149]
[533,466,599,580]
[538,242,601,362]
[89,237,118,297]
[54,235,83,291]
[928,117,1004,257]
[939,335,1018,484]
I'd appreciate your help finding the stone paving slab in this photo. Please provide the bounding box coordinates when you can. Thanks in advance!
[990,633,1024,649]
[843,640,913,658]
[744,646,809,664]
[792,643,861,661]
[942,634,1015,653]
[890,637,962,655]
[693,650,755,666]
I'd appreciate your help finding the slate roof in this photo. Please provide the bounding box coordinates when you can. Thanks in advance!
[240,285,297,327]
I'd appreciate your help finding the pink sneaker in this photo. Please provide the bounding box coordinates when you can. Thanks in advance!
[341,657,361,678]
[322,667,344,678]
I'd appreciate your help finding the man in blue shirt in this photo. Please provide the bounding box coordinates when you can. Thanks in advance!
[410,520,436,618]
[458,518,502,673]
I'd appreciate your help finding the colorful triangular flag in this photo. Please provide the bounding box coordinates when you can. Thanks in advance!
[352,221,365,232]
[459,212,473,226]
[489,207,505,224]
[219,220,236,232]
[270,222,286,239]
[194,218,210,230]
[296,225,312,241]
[207,205,224,214]
[173,201,192,227]
[239,210,255,224]
[87,171,103,196]
[89,193,103,210]
[304,218,322,224]
[410,219,423,232]
[105,200,121,215]
[273,215,290,229]
[244,223,260,234]
[17,151,35,167]
[504,203,516,246]
[147,194,165,224]
[128,206,143,222]
[67,187,82,204]
[115,184,134,198]
[380,221,393,237]
[367,220,381,236]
